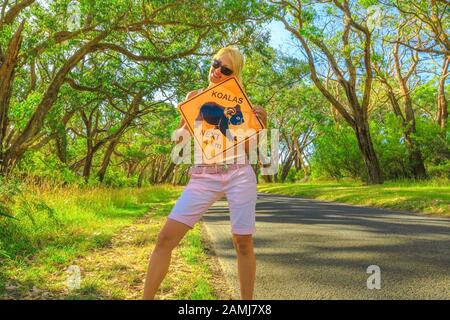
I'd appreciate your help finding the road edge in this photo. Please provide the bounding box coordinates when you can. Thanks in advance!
[200,223,238,300]
[256,192,450,219]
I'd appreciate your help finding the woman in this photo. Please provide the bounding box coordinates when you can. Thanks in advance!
[143,46,267,300]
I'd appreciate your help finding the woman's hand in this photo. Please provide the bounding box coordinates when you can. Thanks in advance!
[253,105,267,128]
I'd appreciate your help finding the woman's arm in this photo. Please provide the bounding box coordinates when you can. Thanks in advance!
[177,89,202,130]
[177,117,186,130]
[177,89,203,130]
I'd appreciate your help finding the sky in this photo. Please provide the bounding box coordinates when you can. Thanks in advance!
[266,20,301,57]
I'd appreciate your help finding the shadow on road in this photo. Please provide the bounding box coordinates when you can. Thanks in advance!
[202,193,450,299]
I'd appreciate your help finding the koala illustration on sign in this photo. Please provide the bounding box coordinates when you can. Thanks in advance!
[195,102,245,141]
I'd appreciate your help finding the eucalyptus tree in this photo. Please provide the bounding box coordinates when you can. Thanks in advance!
[388,0,449,129]
[244,47,313,182]
[102,100,178,186]
[0,0,268,176]
[371,8,428,179]
[265,0,385,184]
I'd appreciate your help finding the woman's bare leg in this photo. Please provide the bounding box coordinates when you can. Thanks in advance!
[143,218,191,299]
[232,234,256,300]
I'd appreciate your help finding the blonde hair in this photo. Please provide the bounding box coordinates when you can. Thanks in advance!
[213,46,245,85]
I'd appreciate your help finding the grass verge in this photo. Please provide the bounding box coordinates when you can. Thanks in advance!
[0,184,217,299]
[257,179,450,216]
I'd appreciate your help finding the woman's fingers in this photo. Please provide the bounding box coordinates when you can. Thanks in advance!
[254,107,266,118]
[253,105,267,127]
[254,106,264,115]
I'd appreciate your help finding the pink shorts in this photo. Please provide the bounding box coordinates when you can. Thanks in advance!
[168,164,257,235]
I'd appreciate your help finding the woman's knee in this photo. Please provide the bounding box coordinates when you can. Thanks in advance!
[154,219,190,251]
[232,235,254,255]
[155,230,179,251]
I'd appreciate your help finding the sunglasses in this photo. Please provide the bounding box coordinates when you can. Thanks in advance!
[211,59,233,76]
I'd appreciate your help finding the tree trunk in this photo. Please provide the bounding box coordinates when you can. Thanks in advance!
[0,21,25,175]
[171,166,178,185]
[149,158,157,184]
[280,9,383,184]
[55,133,68,164]
[392,44,427,179]
[0,31,109,175]
[298,150,310,180]
[83,148,94,181]
[137,162,150,188]
[437,57,449,129]
[159,161,176,184]
[261,173,273,183]
[403,98,426,179]
[177,167,188,185]
[280,149,295,182]
[404,133,427,179]
[387,90,427,179]
[97,139,119,182]
[354,120,383,184]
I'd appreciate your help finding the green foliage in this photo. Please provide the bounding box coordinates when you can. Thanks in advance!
[428,160,450,179]
[311,122,366,180]
[358,0,380,8]
[0,203,16,220]
[371,114,411,179]
[9,92,43,130]
[283,167,306,183]
[414,117,450,165]
[103,170,138,188]
[311,113,450,181]
[0,0,448,188]
[18,150,83,184]
[0,177,21,220]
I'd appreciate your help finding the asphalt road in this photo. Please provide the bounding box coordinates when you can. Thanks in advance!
[202,193,450,300]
